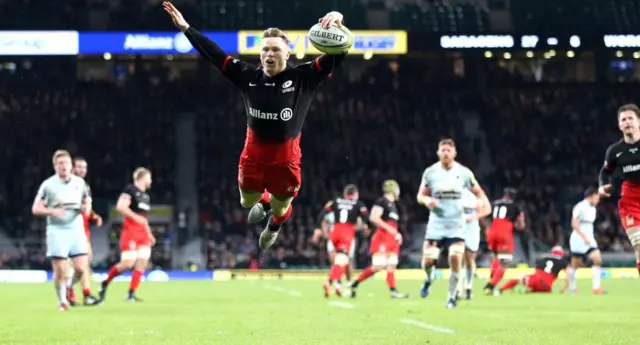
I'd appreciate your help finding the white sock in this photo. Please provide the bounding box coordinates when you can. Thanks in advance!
[448,271,460,300]
[592,266,601,289]
[55,280,68,305]
[568,267,577,291]
[465,265,475,290]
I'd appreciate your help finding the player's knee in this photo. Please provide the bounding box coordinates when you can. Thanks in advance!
[372,254,388,268]
[387,254,399,267]
[334,252,350,266]
[497,253,513,265]
[422,246,441,261]
[270,195,293,217]
[239,189,262,209]
[119,257,136,270]
[448,243,465,258]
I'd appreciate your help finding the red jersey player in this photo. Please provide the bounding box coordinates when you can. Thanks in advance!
[164,2,347,250]
[99,168,155,302]
[498,246,569,294]
[348,180,408,299]
[483,187,525,295]
[599,103,640,277]
[67,157,103,306]
[315,185,369,298]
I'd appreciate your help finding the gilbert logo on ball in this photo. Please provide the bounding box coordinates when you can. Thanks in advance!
[308,23,353,54]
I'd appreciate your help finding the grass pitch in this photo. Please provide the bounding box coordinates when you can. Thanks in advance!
[0,278,638,345]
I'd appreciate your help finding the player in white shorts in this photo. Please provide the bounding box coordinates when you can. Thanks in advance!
[457,189,491,300]
[565,187,605,294]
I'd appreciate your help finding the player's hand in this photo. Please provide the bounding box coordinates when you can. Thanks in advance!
[598,184,612,198]
[311,228,323,244]
[148,233,156,246]
[50,208,66,218]
[319,11,344,28]
[163,2,190,32]
[95,215,103,227]
[465,215,475,223]
[582,237,591,246]
[395,232,403,244]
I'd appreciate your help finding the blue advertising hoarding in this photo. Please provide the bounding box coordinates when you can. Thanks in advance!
[78,32,237,54]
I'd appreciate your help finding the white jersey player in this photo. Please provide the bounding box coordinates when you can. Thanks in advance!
[457,189,490,300]
[566,187,605,294]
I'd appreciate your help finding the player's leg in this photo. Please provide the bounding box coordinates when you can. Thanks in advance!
[348,235,384,298]
[65,258,78,306]
[568,255,584,293]
[258,193,294,249]
[386,251,408,298]
[461,228,480,300]
[46,231,71,310]
[127,246,151,301]
[238,156,271,223]
[68,234,99,305]
[446,239,465,308]
[624,226,640,276]
[346,238,355,281]
[324,234,348,297]
[99,236,137,301]
[499,274,526,293]
[484,236,513,294]
[586,249,604,294]
[420,240,441,298]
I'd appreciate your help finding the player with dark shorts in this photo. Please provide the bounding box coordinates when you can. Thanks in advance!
[315,185,369,298]
[599,103,640,277]
[164,2,347,250]
[348,180,408,299]
[99,168,155,302]
[498,246,569,294]
[483,187,526,295]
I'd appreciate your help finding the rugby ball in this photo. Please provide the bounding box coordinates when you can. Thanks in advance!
[308,23,353,54]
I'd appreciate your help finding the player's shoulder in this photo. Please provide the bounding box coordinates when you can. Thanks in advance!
[323,199,335,209]
[122,184,137,194]
[70,175,85,184]
[374,197,388,206]
[607,138,625,151]
[454,162,474,174]
[423,162,440,175]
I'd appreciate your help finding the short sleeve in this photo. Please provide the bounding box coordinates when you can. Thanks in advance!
[35,182,47,201]
[572,203,583,220]
[465,168,478,189]
[603,144,617,172]
[121,185,136,199]
[420,168,430,188]
[358,201,368,215]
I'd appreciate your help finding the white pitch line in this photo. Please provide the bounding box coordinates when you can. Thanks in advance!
[329,301,355,309]
[263,284,302,296]
[400,319,455,334]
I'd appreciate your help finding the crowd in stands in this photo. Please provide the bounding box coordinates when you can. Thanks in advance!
[0,54,636,271]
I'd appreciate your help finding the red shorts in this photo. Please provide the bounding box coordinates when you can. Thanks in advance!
[369,230,399,255]
[329,231,355,253]
[618,198,640,230]
[523,269,555,293]
[238,156,302,197]
[487,227,514,253]
[120,229,151,252]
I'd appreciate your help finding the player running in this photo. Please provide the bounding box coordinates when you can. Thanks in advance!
[483,187,525,295]
[348,180,409,299]
[67,157,103,306]
[599,103,640,277]
[164,2,348,250]
[564,187,605,294]
[315,185,369,297]
[417,139,489,309]
[99,168,155,302]
[498,246,569,294]
[314,211,357,284]
[456,188,491,300]
[32,150,99,310]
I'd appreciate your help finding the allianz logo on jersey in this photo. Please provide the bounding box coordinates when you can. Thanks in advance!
[623,164,640,173]
[123,34,193,53]
[138,203,151,211]
[249,107,293,121]
[389,212,399,220]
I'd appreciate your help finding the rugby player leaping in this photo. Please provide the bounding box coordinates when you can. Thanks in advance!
[164,2,347,250]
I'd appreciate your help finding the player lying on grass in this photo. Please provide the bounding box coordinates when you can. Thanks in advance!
[497,246,569,294]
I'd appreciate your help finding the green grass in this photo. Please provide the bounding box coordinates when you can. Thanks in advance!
[0,278,638,345]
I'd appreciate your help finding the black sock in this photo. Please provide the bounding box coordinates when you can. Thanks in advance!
[351,281,359,288]
[390,287,397,292]
[268,221,282,232]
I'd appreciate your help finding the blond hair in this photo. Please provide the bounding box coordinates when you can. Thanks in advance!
[382,179,400,194]
[262,28,290,45]
[52,150,71,164]
[438,138,456,148]
[133,167,151,181]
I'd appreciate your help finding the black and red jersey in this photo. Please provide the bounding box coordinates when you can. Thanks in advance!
[184,27,347,163]
[600,139,640,199]
[489,198,524,232]
[120,184,150,231]
[323,198,369,231]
